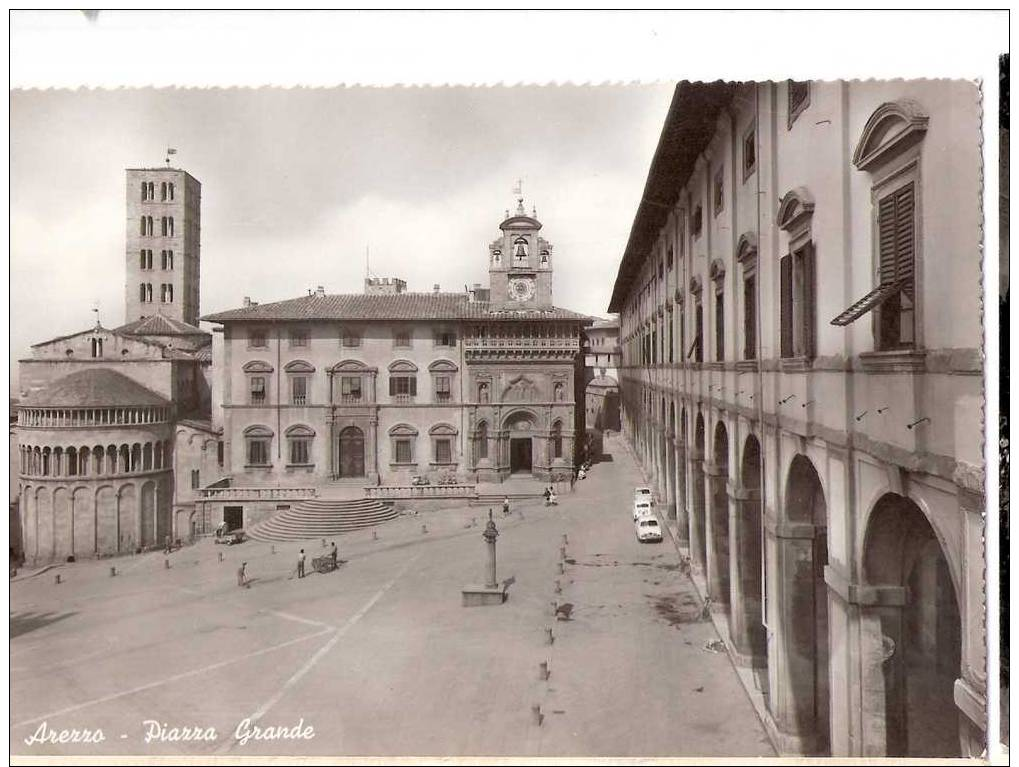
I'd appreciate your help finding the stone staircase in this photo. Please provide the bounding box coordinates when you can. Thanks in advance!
[246,497,399,542]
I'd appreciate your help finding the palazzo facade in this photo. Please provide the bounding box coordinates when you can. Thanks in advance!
[200,201,589,530]
[610,81,985,758]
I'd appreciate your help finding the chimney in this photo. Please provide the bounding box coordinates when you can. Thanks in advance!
[243,296,252,308]
[433,284,440,294]
[315,286,325,297]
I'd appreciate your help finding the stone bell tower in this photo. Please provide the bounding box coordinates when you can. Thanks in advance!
[488,195,553,310]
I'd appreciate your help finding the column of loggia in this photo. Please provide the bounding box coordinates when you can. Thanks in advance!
[704,457,730,609]
[727,483,765,667]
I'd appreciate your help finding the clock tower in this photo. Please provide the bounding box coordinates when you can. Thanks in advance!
[488,196,554,309]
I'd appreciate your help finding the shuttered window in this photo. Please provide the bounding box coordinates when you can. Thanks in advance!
[715,290,724,361]
[879,182,915,296]
[780,255,793,357]
[743,275,757,360]
[798,246,816,358]
[389,375,417,397]
[829,181,915,349]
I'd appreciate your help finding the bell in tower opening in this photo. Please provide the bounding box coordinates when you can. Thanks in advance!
[488,191,554,310]
[513,237,529,265]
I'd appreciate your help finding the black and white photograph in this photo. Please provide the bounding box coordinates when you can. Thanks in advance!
[7,10,1009,764]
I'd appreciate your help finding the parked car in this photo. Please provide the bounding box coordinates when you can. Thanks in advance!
[633,500,654,521]
[634,487,654,505]
[636,517,663,543]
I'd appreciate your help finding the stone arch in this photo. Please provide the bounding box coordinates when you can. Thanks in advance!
[35,486,53,561]
[140,480,157,547]
[774,454,831,755]
[336,425,365,479]
[860,492,962,757]
[708,420,731,608]
[117,483,137,553]
[690,411,707,574]
[52,487,72,561]
[72,486,94,557]
[95,485,117,555]
[731,434,767,674]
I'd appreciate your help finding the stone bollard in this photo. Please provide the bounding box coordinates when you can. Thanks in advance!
[421,524,428,535]
[54,574,61,585]
[554,579,562,594]
[110,566,117,577]
[558,561,564,575]
[531,704,543,726]
[271,545,276,555]
[372,530,378,541]
[562,533,568,546]
[218,552,224,563]
[164,558,170,569]
[545,627,554,645]
[539,660,550,681]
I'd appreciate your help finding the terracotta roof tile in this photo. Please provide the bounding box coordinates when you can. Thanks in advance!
[202,293,593,323]
[21,369,171,408]
[114,314,208,337]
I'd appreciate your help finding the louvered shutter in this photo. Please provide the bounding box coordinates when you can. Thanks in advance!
[410,376,417,396]
[802,246,816,358]
[780,255,793,357]
[894,183,915,297]
[389,377,396,396]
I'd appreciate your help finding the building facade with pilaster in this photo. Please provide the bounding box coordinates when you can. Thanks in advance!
[610,81,985,758]
[200,200,590,531]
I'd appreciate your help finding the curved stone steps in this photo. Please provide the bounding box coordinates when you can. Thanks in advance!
[247,498,398,542]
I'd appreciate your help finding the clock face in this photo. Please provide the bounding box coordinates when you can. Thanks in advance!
[509,278,535,302]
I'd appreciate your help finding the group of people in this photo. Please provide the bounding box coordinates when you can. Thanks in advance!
[543,486,559,506]
[237,541,338,587]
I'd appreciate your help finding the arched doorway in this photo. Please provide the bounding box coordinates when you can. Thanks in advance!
[708,421,730,608]
[862,494,962,758]
[337,426,365,478]
[775,455,830,755]
[504,410,538,475]
[691,413,707,575]
[731,435,768,677]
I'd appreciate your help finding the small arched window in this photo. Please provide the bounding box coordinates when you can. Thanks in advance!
[551,420,563,459]
[477,420,489,460]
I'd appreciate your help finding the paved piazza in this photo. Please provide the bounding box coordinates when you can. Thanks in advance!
[10,435,773,758]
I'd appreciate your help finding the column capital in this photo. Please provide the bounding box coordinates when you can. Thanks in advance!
[764,512,816,540]
[823,565,906,606]
[727,483,760,501]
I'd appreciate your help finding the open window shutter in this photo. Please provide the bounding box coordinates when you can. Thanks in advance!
[895,182,916,297]
[878,194,898,286]
[388,377,396,396]
[410,376,417,396]
[803,246,816,358]
[780,255,793,357]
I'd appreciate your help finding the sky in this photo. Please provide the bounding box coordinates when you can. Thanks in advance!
[10,84,674,382]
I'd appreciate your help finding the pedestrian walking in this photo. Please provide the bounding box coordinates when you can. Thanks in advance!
[502,496,510,516]
[164,535,171,554]
[297,549,306,578]
[237,562,247,587]
[329,541,338,567]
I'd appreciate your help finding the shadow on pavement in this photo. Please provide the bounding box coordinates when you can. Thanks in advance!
[10,610,76,639]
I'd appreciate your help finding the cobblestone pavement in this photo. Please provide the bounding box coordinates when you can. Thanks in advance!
[10,434,773,758]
